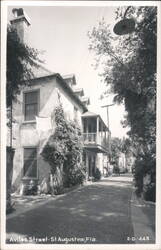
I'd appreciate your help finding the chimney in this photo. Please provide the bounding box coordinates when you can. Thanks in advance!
[10,8,31,43]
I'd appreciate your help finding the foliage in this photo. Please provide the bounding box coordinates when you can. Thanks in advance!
[134,148,156,200]
[7,25,42,107]
[110,137,122,163]
[110,137,133,173]
[121,137,132,155]
[63,167,85,187]
[41,105,85,190]
[23,181,38,195]
[143,183,155,202]
[88,7,156,199]
[93,168,101,181]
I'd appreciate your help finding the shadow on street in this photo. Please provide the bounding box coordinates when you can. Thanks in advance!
[6,176,135,244]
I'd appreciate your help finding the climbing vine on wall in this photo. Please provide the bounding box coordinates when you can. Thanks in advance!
[41,104,85,190]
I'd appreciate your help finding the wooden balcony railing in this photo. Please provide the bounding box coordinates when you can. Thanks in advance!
[83,133,108,148]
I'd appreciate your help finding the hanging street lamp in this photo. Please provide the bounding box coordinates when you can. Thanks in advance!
[113,6,135,35]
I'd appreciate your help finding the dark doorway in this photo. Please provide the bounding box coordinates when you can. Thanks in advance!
[88,155,96,177]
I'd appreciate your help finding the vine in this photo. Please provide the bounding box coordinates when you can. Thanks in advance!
[41,104,85,193]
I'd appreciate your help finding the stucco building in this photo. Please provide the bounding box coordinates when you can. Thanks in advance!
[7,8,109,194]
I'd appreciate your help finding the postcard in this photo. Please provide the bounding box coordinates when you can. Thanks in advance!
[1,1,161,250]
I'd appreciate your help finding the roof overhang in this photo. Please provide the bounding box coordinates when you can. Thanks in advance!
[25,73,88,113]
[83,144,108,153]
[81,97,90,105]
[63,74,77,85]
[73,88,84,97]
[81,113,109,131]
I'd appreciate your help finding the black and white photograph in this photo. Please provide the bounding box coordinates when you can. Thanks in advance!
[1,1,161,249]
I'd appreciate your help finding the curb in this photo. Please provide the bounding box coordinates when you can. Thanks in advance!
[132,187,156,206]
[130,189,155,244]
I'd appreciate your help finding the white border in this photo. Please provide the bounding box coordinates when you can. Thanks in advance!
[1,1,161,250]
[156,0,161,249]
[1,0,160,7]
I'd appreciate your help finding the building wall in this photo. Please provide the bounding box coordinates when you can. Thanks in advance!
[11,76,84,193]
[118,153,126,170]
[97,153,108,176]
[83,151,107,180]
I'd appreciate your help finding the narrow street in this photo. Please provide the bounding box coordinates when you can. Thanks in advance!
[6,174,155,244]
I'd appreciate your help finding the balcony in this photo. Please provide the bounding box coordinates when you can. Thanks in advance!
[83,132,106,145]
[82,132,108,153]
[81,111,110,153]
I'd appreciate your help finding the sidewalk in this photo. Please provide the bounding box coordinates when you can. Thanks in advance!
[102,174,155,243]
[130,188,155,244]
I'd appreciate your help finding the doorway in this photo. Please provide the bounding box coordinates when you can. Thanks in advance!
[88,154,96,177]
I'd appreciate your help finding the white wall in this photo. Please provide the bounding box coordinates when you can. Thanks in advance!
[11,76,85,192]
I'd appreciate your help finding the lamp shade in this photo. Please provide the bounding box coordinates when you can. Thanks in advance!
[113,18,135,35]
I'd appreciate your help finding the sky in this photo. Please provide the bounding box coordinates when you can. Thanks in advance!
[8,5,129,138]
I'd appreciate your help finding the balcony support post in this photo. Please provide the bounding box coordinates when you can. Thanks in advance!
[87,118,89,134]
[101,123,103,141]
[96,116,99,144]
[105,129,106,147]
[86,152,89,181]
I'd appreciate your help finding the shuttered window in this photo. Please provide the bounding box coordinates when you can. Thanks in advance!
[23,148,37,178]
[24,91,39,121]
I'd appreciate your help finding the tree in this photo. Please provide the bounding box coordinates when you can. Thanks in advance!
[88,7,156,200]
[110,137,132,173]
[121,137,134,171]
[6,25,42,212]
[110,137,122,164]
[121,137,131,155]
[110,137,124,175]
[7,25,42,107]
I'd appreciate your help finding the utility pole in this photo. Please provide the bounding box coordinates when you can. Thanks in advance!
[101,103,114,129]
[101,103,114,164]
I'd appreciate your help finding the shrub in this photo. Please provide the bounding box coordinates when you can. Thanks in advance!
[134,152,156,199]
[63,167,85,187]
[143,183,156,202]
[52,182,63,195]
[23,180,38,195]
[6,200,15,214]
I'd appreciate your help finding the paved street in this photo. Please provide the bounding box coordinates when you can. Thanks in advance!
[6,174,155,244]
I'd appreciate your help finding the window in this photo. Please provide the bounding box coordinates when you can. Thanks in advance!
[23,148,37,178]
[24,90,39,121]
